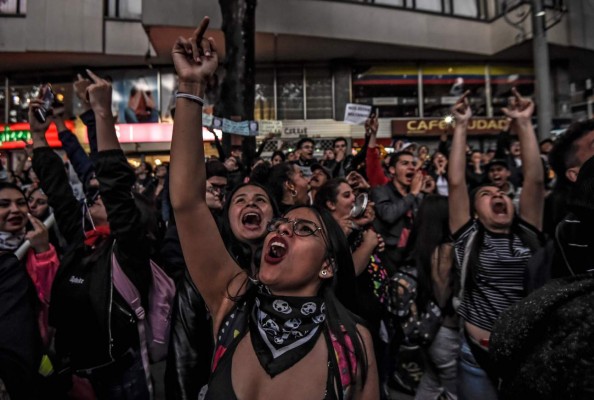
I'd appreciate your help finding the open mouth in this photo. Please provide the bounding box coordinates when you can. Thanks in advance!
[7,216,24,225]
[491,200,508,215]
[265,236,288,264]
[405,172,415,180]
[241,212,262,230]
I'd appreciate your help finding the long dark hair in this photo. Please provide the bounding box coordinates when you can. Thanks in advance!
[406,195,450,310]
[312,178,348,209]
[219,182,280,272]
[308,205,369,388]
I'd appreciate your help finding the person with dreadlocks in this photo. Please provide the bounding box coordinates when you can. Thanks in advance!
[448,89,544,400]
[169,17,378,400]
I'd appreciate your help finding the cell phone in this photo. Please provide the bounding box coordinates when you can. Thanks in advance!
[34,84,55,123]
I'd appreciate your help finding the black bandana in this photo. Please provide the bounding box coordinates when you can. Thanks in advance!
[250,290,326,377]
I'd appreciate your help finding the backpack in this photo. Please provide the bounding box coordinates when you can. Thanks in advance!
[111,252,176,396]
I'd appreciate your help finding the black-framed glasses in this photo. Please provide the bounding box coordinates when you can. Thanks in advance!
[266,217,323,237]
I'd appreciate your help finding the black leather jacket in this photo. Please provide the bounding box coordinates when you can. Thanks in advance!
[163,227,214,400]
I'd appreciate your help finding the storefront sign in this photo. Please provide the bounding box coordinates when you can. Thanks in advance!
[392,118,509,136]
[0,122,72,149]
[80,123,216,144]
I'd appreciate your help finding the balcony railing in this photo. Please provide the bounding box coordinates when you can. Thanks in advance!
[316,0,565,21]
[0,0,27,15]
[105,0,141,20]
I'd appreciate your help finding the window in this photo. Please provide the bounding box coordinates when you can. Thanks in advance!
[489,65,534,116]
[106,0,141,19]
[0,0,26,15]
[254,69,275,120]
[306,68,333,119]
[422,65,488,117]
[277,68,304,120]
[353,65,419,118]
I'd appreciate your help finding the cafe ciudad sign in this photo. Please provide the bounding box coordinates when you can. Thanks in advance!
[392,118,510,136]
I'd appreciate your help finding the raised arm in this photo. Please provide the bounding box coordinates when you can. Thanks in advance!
[29,100,84,245]
[448,92,472,234]
[503,88,544,229]
[169,18,244,326]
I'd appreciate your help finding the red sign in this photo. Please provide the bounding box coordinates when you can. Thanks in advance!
[0,121,74,149]
[80,123,216,144]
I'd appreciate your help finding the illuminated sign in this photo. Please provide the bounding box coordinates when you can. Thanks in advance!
[392,118,510,136]
[0,122,73,149]
[80,123,216,144]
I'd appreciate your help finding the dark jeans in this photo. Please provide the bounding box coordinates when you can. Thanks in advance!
[89,349,150,400]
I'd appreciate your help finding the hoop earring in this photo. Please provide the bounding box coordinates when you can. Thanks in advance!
[321,270,327,276]
[290,188,298,197]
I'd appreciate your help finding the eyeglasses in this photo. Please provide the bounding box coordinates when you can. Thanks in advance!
[266,217,323,237]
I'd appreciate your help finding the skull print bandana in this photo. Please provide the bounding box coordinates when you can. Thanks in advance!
[250,290,326,377]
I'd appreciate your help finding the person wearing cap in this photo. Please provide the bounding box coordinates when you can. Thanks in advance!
[308,163,331,202]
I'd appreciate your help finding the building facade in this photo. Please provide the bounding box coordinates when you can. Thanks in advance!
[0,0,590,158]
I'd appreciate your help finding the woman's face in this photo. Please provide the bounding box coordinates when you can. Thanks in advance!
[271,154,284,166]
[228,185,274,244]
[328,183,355,220]
[433,152,448,169]
[0,188,28,233]
[418,146,429,159]
[28,190,49,219]
[288,164,310,205]
[260,207,332,296]
[473,185,514,232]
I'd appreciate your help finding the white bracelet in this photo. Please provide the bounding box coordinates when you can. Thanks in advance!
[176,92,205,106]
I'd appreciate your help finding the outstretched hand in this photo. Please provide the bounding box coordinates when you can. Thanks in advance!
[74,73,92,111]
[28,99,52,135]
[452,91,472,124]
[85,69,113,119]
[172,17,218,87]
[365,112,379,136]
[502,87,534,121]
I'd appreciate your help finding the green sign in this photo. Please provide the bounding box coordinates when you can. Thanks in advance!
[0,126,31,145]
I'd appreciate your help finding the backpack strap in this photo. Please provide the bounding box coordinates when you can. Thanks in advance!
[453,229,478,311]
[111,251,154,399]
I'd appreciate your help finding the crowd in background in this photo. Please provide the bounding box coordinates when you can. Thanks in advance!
[1,21,594,400]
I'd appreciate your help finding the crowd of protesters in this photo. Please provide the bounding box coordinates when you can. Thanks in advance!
[1,16,594,400]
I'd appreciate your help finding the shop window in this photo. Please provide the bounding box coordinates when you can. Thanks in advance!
[254,69,275,120]
[0,0,26,14]
[489,65,535,116]
[422,65,487,117]
[306,68,333,119]
[453,0,479,17]
[106,0,141,19]
[277,68,304,120]
[353,65,419,118]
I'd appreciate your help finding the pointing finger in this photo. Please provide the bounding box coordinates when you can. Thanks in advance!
[86,69,102,83]
[193,16,210,42]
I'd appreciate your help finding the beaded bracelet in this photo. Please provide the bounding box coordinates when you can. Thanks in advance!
[175,92,205,106]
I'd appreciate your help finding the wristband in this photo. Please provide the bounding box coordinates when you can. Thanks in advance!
[175,92,205,106]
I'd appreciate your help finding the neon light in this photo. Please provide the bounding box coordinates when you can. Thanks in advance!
[0,122,73,149]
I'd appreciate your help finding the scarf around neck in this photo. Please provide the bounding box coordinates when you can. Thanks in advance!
[250,289,327,377]
[84,225,111,247]
[0,230,26,251]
